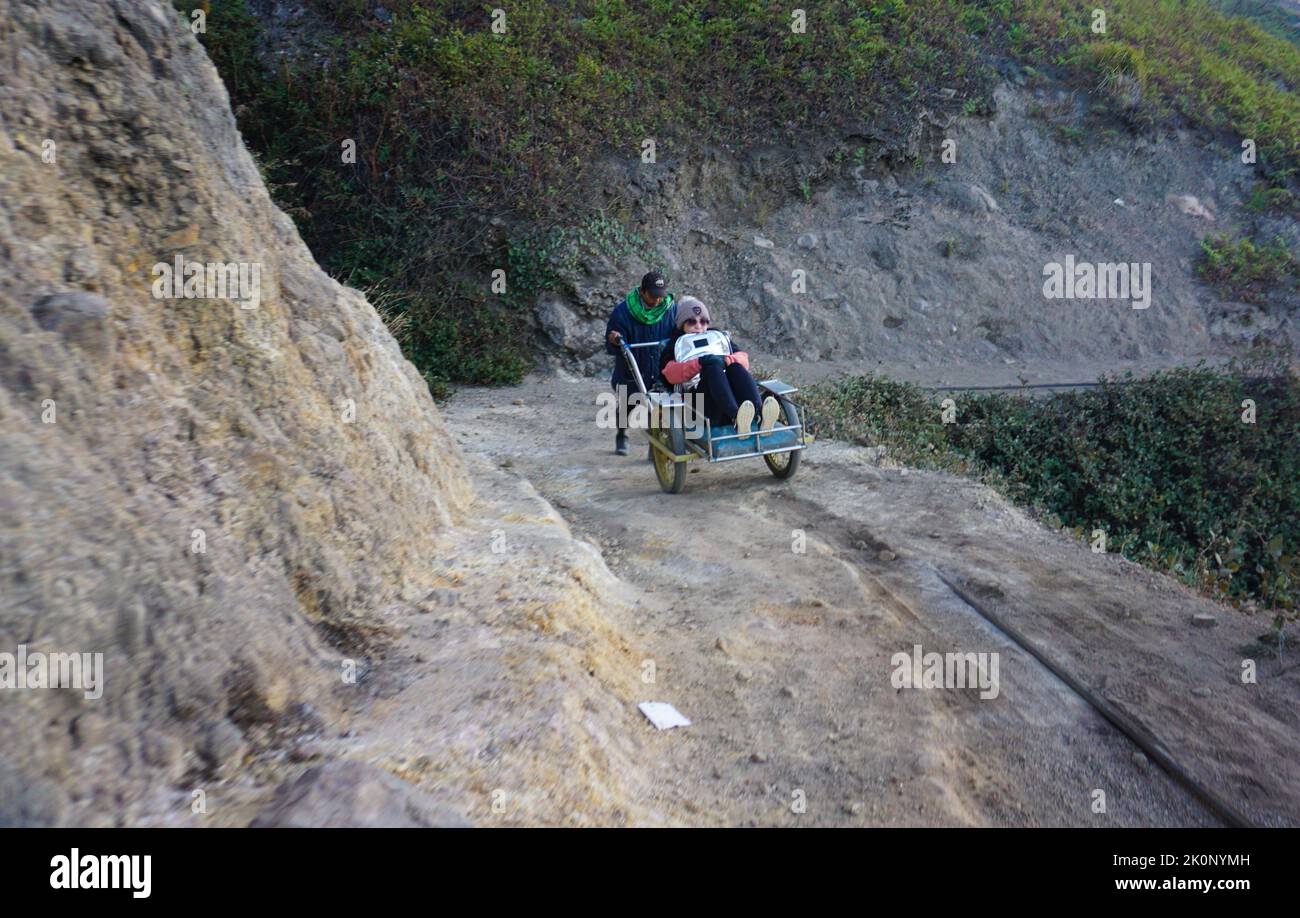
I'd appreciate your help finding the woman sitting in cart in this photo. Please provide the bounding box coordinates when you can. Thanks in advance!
[659,297,779,435]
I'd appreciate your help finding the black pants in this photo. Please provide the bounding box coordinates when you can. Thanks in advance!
[693,361,762,428]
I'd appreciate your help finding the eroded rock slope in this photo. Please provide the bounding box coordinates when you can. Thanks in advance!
[0,0,476,823]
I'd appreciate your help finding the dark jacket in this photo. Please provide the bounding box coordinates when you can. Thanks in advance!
[605,292,677,390]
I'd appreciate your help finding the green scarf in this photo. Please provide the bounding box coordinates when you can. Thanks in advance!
[625,288,674,325]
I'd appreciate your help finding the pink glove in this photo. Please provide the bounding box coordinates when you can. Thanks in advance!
[663,358,702,385]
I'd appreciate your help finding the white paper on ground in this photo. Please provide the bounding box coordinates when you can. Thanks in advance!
[638,701,691,730]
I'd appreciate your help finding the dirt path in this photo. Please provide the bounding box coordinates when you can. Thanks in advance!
[427,370,1300,827]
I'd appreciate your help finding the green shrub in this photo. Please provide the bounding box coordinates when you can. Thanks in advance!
[1196,233,1298,303]
[1246,183,1298,214]
[805,363,1300,619]
[1081,40,1149,112]
[1085,41,1149,86]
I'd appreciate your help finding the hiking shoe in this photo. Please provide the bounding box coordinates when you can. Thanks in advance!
[735,400,756,435]
[760,396,780,432]
[615,432,629,456]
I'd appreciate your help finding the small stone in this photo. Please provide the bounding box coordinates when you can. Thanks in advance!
[796,233,818,249]
[63,248,98,284]
[714,637,730,655]
[511,398,524,406]
[845,801,864,815]
[750,752,768,763]
[30,292,113,358]
[142,733,184,773]
[200,720,247,772]
[1191,613,1218,628]
[877,550,897,562]
[1165,193,1215,221]
[1191,687,1212,698]
[753,235,775,249]
[417,588,458,613]
[288,742,322,763]
[72,713,109,749]
[736,668,753,683]
[780,686,797,699]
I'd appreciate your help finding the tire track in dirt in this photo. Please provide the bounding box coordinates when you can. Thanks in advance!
[774,450,1299,826]
[438,376,1296,825]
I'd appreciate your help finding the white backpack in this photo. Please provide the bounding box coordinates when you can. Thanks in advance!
[672,330,732,389]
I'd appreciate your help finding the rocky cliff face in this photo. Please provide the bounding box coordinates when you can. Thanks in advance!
[538,81,1298,378]
[0,0,472,824]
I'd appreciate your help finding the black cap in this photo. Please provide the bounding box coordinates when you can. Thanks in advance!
[640,271,668,299]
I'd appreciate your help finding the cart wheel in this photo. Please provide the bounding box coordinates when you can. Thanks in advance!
[763,397,802,481]
[653,407,688,494]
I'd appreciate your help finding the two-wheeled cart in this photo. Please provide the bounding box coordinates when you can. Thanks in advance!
[618,339,812,494]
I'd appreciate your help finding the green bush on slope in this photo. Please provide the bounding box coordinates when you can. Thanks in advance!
[804,364,1300,619]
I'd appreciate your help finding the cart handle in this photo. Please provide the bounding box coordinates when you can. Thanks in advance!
[619,340,651,397]
[616,338,671,398]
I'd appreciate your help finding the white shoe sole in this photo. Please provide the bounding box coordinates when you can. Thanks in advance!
[760,396,780,432]
[735,401,755,435]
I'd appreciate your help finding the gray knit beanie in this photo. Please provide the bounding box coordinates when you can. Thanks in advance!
[675,296,711,330]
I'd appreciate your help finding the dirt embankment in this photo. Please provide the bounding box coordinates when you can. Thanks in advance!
[0,0,655,827]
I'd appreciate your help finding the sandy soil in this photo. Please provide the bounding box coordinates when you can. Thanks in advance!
[415,369,1300,827]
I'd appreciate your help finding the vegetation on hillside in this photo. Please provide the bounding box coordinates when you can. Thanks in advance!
[192,0,1300,395]
[1019,1,1300,181]
[1205,0,1300,45]
[1197,233,1299,304]
[803,362,1300,621]
[194,0,1000,393]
